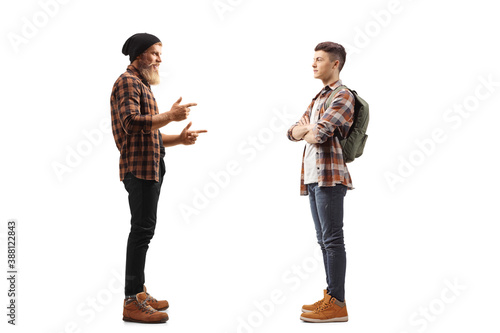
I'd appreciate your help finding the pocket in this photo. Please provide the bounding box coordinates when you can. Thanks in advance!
[160,158,166,177]
[355,134,368,158]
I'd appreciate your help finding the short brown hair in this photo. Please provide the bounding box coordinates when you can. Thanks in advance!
[315,42,346,72]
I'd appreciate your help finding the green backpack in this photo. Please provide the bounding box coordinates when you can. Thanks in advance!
[326,85,369,163]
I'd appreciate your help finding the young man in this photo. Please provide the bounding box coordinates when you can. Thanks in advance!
[110,33,207,323]
[287,41,355,323]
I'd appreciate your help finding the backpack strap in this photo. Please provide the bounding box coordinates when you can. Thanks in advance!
[325,85,348,109]
[325,85,352,139]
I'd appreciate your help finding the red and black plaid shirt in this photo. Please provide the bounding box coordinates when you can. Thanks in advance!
[110,65,162,182]
[287,80,355,195]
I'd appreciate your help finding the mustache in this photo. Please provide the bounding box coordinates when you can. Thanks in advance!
[139,60,160,70]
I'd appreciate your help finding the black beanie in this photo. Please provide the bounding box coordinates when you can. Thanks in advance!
[122,33,161,63]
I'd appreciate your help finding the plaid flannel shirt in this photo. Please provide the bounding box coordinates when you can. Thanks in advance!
[110,65,162,182]
[287,80,355,195]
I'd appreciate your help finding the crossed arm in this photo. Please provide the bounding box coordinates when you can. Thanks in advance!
[291,116,318,144]
[288,90,355,144]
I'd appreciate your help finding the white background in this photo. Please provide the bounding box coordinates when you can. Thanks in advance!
[1,0,499,332]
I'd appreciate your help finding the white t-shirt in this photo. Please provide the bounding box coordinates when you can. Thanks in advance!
[303,97,322,185]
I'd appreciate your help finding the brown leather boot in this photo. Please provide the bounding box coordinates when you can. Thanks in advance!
[123,292,169,323]
[302,289,327,313]
[300,293,348,323]
[143,285,169,311]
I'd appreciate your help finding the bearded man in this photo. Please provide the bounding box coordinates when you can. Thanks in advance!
[110,33,206,323]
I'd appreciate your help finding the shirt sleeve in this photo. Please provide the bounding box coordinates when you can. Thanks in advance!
[287,101,313,142]
[312,89,354,144]
[115,76,153,135]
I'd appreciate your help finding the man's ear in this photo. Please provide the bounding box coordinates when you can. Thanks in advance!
[332,59,339,70]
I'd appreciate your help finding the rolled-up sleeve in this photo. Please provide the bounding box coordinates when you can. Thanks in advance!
[116,77,153,135]
[312,89,354,144]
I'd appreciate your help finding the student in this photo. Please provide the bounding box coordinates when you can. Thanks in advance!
[287,41,354,323]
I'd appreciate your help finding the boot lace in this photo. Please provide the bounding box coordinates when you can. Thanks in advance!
[313,299,324,307]
[136,299,156,314]
[145,293,158,304]
[315,300,334,313]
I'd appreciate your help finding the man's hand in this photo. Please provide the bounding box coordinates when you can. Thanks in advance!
[168,97,198,122]
[297,116,318,143]
[298,116,310,126]
[179,122,207,145]
[292,115,315,141]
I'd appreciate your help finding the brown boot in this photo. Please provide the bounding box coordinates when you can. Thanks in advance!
[302,289,327,313]
[123,292,169,323]
[143,285,169,311]
[300,293,348,323]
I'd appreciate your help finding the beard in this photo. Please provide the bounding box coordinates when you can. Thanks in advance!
[138,59,160,86]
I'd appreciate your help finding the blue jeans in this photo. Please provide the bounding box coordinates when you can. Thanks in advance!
[308,183,347,302]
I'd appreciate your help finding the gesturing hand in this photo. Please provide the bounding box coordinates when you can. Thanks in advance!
[180,122,207,145]
[169,97,198,122]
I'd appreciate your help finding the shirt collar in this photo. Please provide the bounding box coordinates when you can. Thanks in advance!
[313,79,343,100]
[326,79,343,91]
[127,65,150,87]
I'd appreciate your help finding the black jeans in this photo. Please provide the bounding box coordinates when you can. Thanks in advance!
[123,159,165,296]
[308,183,347,302]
